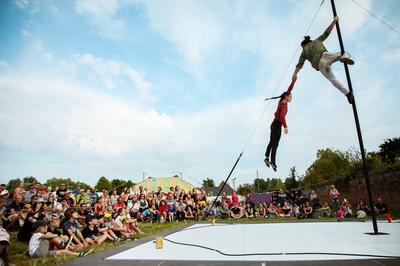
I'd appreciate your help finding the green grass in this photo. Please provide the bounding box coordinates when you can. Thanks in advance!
[9,215,394,266]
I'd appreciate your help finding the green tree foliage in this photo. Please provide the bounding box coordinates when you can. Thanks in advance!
[302,148,360,187]
[236,183,254,195]
[23,176,39,188]
[202,178,216,188]
[378,137,400,164]
[6,178,22,196]
[44,178,91,190]
[284,167,299,190]
[111,179,134,194]
[95,176,112,192]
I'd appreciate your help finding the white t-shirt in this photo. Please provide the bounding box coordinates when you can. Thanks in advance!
[29,232,43,256]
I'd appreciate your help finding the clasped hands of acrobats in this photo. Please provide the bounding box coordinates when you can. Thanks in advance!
[264,16,355,172]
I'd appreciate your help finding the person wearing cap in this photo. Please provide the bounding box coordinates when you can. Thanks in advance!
[29,219,92,258]
[82,215,108,246]
[65,190,76,207]
[63,208,88,249]
[0,227,10,266]
[0,190,10,224]
[76,189,89,205]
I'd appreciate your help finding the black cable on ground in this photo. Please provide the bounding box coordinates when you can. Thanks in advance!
[162,222,400,259]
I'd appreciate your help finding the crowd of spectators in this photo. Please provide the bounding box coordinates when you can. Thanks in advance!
[0,181,391,262]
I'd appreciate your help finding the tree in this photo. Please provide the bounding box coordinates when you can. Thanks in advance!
[253,178,268,193]
[284,167,299,190]
[111,179,134,194]
[44,178,91,190]
[23,176,39,188]
[95,176,112,192]
[302,148,357,187]
[378,137,400,164]
[236,183,254,196]
[202,178,215,188]
[6,178,22,197]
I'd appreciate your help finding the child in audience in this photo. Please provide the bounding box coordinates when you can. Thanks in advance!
[29,220,92,258]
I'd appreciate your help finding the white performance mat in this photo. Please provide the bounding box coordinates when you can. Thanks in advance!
[107,222,400,261]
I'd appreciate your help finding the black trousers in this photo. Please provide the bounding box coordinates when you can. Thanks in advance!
[265,119,282,164]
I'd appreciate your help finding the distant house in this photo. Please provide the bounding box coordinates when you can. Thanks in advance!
[204,181,234,197]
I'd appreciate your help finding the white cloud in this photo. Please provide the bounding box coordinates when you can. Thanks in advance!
[15,0,29,9]
[21,29,31,39]
[74,53,153,100]
[14,0,58,13]
[74,0,135,39]
[0,61,11,69]
[383,48,400,65]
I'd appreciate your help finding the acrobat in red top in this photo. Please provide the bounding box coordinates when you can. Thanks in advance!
[274,81,294,129]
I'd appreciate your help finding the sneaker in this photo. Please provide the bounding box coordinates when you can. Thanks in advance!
[271,162,277,172]
[82,248,94,257]
[264,158,270,167]
[340,52,354,65]
[346,92,354,104]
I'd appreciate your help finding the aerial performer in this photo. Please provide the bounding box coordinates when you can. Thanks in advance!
[292,16,355,104]
[264,80,295,172]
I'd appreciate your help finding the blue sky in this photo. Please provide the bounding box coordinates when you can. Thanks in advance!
[0,0,399,187]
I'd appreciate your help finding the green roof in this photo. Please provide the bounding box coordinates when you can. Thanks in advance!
[133,176,195,192]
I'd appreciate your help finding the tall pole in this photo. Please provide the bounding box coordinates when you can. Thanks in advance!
[330,0,378,234]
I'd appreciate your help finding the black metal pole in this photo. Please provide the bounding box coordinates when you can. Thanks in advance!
[330,0,378,234]
[205,152,243,219]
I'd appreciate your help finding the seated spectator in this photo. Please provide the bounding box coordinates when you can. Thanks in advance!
[277,189,286,206]
[219,203,230,219]
[113,208,135,239]
[257,203,267,218]
[341,199,353,217]
[356,199,370,219]
[303,202,313,218]
[0,228,10,266]
[29,220,92,258]
[115,198,126,210]
[175,206,186,221]
[2,193,24,230]
[76,189,89,205]
[230,203,244,219]
[94,198,104,214]
[374,197,388,215]
[309,190,321,210]
[244,203,255,218]
[266,203,278,218]
[221,192,231,209]
[47,213,76,251]
[231,192,239,206]
[97,214,119,242]
[148,199,160,223]
[166,194,176,222]
[281,202,292,217]
[192,203,203,221]
[63,208,89,249]
[77,202,91,226]
[316,202,331,217]
[158,200,168,223]
[82,215,108,246]
[204,202,217,219]
[17,204,38,242]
